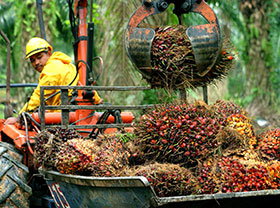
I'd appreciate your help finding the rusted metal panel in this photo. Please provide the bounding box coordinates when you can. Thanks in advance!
[186,24,219,76]
[157,189,280,207]
[126,28,155,78]
[45,104,153,110]
[42,170,157,208]
[41,169,280,208]
[61,88,69,127]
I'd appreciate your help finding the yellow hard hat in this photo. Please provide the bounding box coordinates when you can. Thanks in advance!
[25,37,53,60]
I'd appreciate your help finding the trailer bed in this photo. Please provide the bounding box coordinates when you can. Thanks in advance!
[41,169,280,208]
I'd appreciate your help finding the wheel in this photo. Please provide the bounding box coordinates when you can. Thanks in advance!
[0,142,32,208]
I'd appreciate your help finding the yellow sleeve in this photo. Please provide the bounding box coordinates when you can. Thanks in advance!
[19,69,59,114]
[93,91,102,104]
[19,84,41,114]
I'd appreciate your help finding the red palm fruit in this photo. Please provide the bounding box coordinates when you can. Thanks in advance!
[256,129,280,160]
[212,99,248,125]
[148,25,235,90]
[133,102,221,165]
[195,155,278,194]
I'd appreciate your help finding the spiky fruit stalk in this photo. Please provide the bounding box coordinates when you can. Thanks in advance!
[56,138,96,175]
[34,127,82,168]
[147,26,235,89]
[120,162,197,197]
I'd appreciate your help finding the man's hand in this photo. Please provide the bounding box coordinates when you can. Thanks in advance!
[98,99,104,105]
[4,117,18,125]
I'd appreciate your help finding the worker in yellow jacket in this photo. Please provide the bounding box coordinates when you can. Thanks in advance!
[5,37,102,124]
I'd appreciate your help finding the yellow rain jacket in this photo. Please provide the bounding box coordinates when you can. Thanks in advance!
[20,52,101,113]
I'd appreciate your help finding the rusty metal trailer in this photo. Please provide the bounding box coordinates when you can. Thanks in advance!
[41,169,280,208]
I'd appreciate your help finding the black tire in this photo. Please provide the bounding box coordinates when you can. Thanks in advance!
[0,142,32,208]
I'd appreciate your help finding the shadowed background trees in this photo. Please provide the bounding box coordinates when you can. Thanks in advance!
[0,0,279,123]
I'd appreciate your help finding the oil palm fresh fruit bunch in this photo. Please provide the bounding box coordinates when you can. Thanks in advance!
[196,155,278,194]
[266,160,280,189]
[256,129,280,160]
[56,138,96,175]
[134,101,221,165]
[120,162,197,197]
[226,114,257,149]
[56,134,130,176]
[227,114,255,138]
[148,26,235,90]
[34,127,82,168]
[90,134,131,177]
[212,99,247,121]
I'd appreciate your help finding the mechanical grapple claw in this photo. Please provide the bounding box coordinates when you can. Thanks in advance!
[125,0,221,78]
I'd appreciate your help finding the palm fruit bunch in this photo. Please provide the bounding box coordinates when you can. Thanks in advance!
[212,99,248,122]
[255,129,280,160]
[55,138,96,175]
[120,162,197,197]
[34,127,82,168]
[266,160,280,189]
[55,134,130,176]
[211,100,256,149]
[89,134,131,177]
[195,155,280,194]
[226,114,257,149]
[148,25,235,89]
[133,101,221,165]
[227,114,254,138]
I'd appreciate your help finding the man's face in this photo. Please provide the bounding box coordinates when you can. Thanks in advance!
[29,50,51,72]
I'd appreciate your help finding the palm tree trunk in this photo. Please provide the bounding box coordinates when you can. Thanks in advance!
[239,0,272,110]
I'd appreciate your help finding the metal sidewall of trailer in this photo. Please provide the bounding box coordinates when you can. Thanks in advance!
[41,169,280,208]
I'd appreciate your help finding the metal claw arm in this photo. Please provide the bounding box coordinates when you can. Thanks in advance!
[126,0,221,79]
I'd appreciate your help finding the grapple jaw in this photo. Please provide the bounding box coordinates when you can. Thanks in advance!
[126,27,155,79]
[125,0,221,78]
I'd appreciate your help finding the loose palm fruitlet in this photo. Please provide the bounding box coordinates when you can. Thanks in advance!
[148,25,235,89]
[133,101,221,165]
[120,162,197,197]
[34,127,82,168]
[195,155,280,194]
[256,128,280,160]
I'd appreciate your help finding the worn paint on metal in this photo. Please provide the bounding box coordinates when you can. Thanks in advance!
[42,170,157,208]
[41,169,280,208]
[47,182,71,208]
[128,5,155,29]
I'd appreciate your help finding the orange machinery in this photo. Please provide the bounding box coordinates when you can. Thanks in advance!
[125,0,221,102]
[0,0,221,167]
[126,0,221,78]
[0,0,136,168]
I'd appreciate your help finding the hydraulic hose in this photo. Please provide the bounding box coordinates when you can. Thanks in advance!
[22,112,34,155]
